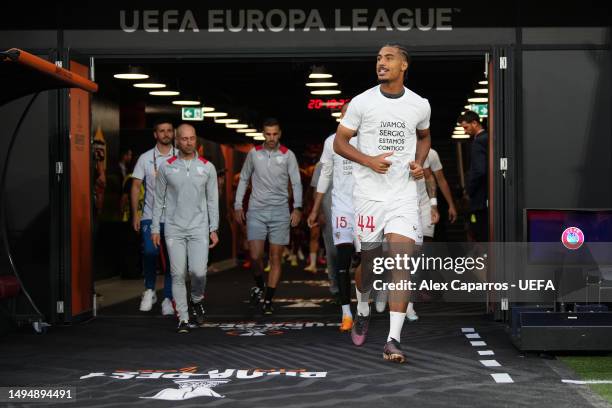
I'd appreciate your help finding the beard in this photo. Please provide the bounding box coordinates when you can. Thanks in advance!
[377,77,390,84]
[179,146,195,156]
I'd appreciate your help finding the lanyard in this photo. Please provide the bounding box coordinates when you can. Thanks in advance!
[153,146,175,175]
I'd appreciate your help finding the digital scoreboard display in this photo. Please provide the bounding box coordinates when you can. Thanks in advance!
[307,99,351,110]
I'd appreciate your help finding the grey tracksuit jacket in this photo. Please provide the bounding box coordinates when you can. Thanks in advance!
[151,154,219,234]
[234,144,303,211]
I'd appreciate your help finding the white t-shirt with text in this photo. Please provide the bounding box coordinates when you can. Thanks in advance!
[340,85,431,202]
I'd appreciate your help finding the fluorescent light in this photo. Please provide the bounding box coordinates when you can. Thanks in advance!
[227,124,249,129]
[172,100,200,106]
[474,88,488,94]
[215,118,239,124]
[454,126,464,131]
[479,80,488,85]
[237,128,257,133]
[309,73,332,79]
[468,97,488,103]
[202,106,215,112]
[336,118,341,122]
[133,82,166,89]
[254,136,265,141]
[464,105,471,109]
[331,112,342,117]
[203,112,228,118]
[113,66,148,80]
[114,73,149,80]
[452,134,470,139]
[150,90,180,96]
[311,89,341,95]
[306,82,338,87]
[246,132,263,137]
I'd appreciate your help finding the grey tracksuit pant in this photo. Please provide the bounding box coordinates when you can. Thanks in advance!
[165,226,209,322]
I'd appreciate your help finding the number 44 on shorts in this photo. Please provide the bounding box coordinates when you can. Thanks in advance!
[357,215,375,232]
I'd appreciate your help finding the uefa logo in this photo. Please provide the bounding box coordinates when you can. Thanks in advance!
[561,227,585,250]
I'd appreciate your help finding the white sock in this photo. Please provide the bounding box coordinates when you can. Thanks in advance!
[341,304,352,318]
[309,252,317,266]
[356,288,371,316]
[388,311,406,342]
[407,302,415,314]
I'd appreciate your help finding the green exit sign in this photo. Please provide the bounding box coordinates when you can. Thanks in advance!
[181,107,203,121]
[470,103,488,117]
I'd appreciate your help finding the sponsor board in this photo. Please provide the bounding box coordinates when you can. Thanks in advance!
[80,367,328,401]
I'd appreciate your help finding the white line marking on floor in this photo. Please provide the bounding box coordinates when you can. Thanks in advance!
[461,327,475,333]
[470,341,487,347]
[466,333,481,339]
[478,350,495,356]
[480,360,501,367]
[491,373,514,383]
[562,380,612,384]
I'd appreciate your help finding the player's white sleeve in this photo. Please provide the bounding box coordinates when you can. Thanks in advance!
[132,154,146,181]
[429,149,443,172]
[339,98,362,131]
[316,137,334,194]
[417,99,431,130]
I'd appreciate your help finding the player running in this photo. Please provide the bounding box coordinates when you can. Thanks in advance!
[334,44,431,363]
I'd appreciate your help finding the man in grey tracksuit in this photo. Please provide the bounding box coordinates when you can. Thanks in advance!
[152,124,219,333]
[234,118,303,314]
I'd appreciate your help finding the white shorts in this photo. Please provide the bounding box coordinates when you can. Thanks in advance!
[353,197,422,249]
[331,204,355,246]
[419,197,435,238]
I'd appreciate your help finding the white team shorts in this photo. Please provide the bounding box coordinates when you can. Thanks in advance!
[331,204,355,246]
[353,196,422,249]
[419,196,435,239]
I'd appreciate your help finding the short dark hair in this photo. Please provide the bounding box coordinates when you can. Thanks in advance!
[458,110,481,124]
[381,43,411,64]
[153,117,174,131]
[262,117,281,129]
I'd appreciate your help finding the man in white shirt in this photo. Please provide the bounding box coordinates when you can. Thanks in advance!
[418,148,457,241]
[131,119,175,315]
[307,102,356,332]
[334,44,431,363]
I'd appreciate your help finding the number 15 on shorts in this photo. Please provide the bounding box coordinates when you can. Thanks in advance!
[336,216,348,228]
[357,214,375,232]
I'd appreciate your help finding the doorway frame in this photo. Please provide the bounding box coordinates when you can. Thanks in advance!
[56,45,516,319]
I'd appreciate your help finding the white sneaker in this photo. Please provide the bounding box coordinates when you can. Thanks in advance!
[297,249,305,261]
[139,289,157,312]
[161,298,175,316]
[406,302,419,322]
